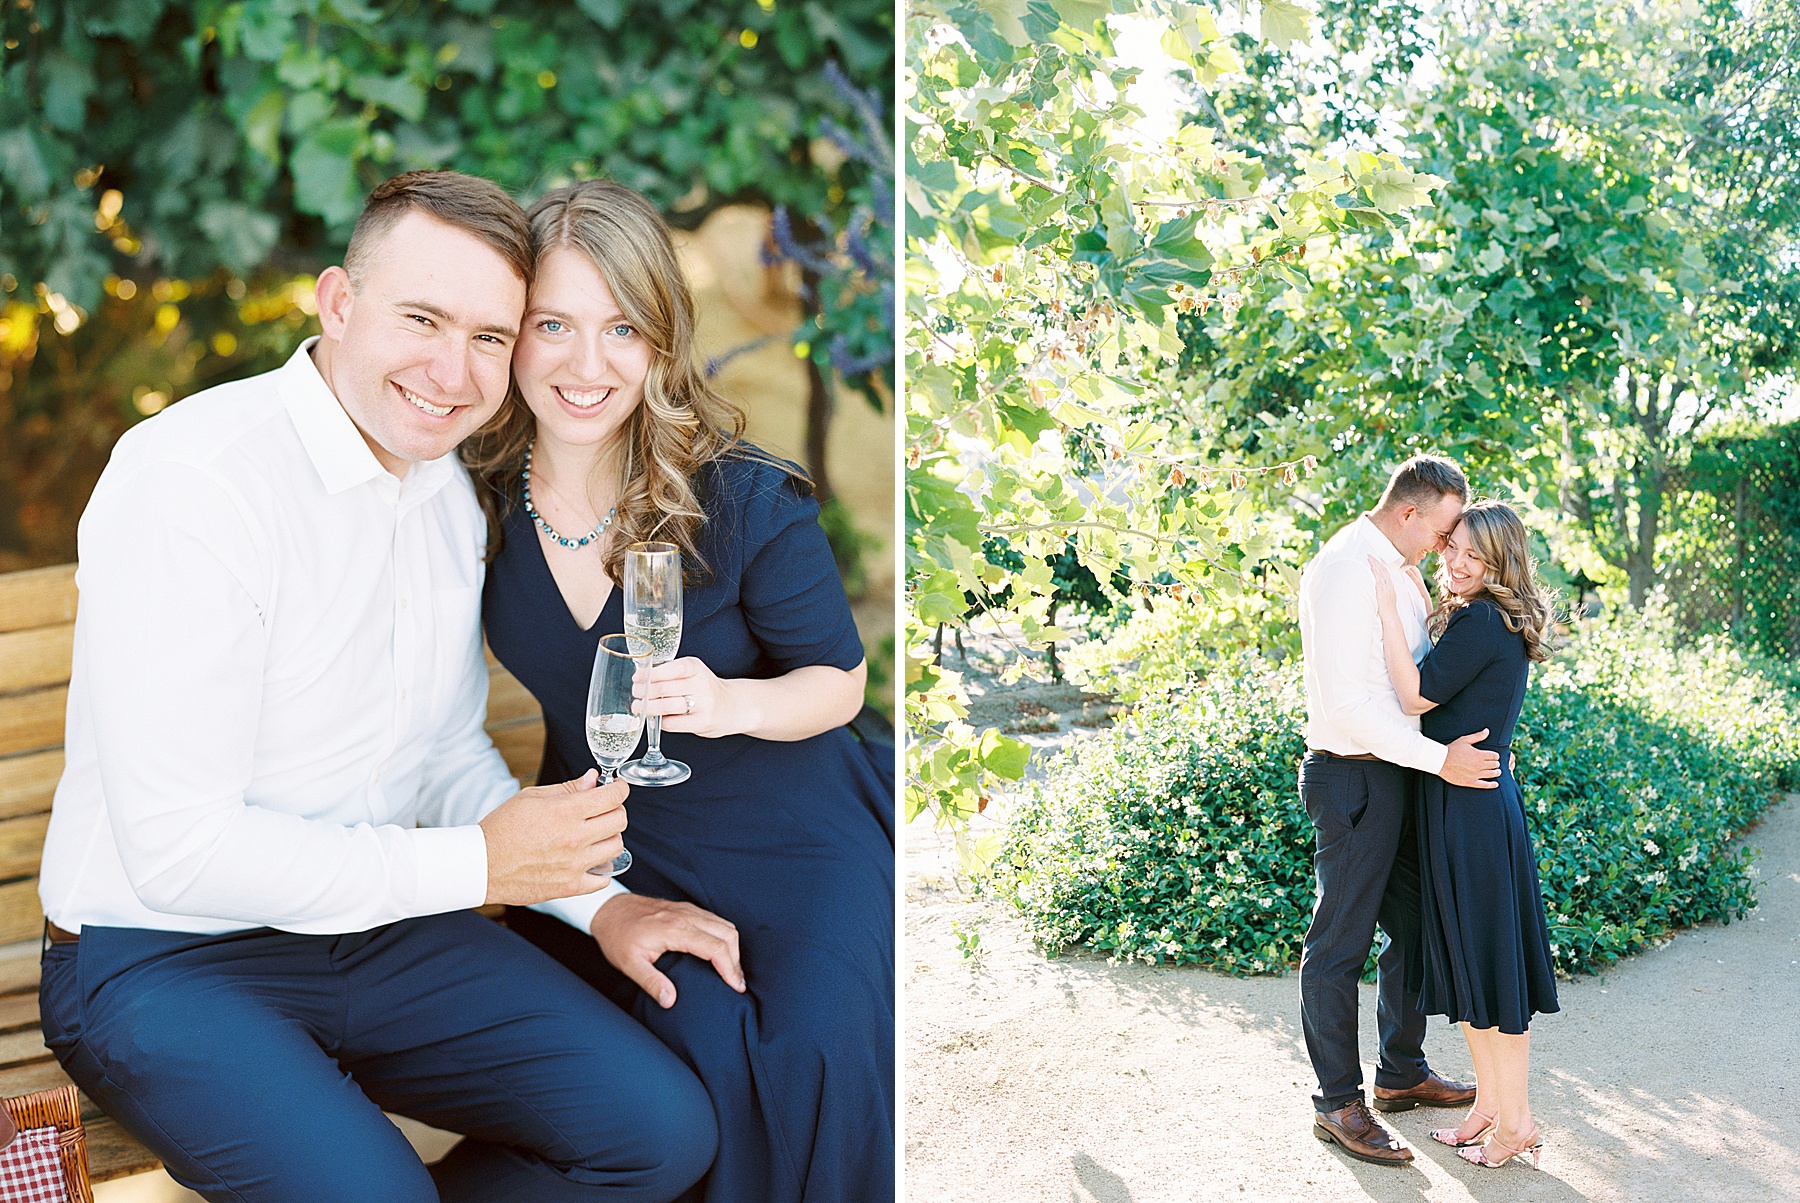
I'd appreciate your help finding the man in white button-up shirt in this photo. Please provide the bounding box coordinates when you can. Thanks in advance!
[37,173,723,1203]
[1296,456,1501,1167]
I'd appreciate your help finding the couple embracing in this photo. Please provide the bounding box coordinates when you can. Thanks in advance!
[1297,456,1561,1171]
[37,171,893,1202]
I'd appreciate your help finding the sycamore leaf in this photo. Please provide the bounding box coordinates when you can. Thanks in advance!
[1046,0,1114,31]
[972,0,1032,46]
[981,730,1032,778]
[1259,0,1313,51]
[1364,168,1446,213]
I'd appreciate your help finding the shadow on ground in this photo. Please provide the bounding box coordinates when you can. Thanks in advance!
[905,795,1800,1203]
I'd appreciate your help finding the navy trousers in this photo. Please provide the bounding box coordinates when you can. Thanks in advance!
[38,910,717,1203]
[1296,753,1431,1112]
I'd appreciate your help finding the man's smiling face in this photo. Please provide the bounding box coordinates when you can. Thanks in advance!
[313,210,527,476]
[1398,492,1466,566]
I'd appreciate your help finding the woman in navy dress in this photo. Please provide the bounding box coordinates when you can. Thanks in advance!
[1369,500,1559,1170]
[464,180,893,1203]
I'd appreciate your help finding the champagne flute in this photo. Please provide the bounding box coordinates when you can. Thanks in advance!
[620,541,692,786]
[583,633,643,876]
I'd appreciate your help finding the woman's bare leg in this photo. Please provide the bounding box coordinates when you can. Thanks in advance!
[1451,1022,1499,1142]
[1483,1027,1534,1147]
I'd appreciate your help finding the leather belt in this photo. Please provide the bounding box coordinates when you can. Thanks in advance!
[45,921,79,945]
[1308,749,1383,762]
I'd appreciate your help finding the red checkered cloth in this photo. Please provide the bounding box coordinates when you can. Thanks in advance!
[0,1127,68,1202]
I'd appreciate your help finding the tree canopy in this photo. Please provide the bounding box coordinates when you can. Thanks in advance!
[906,0,1800,831]
[0,0,892,566]
[1,0,892,307]
[905,0,1447,828]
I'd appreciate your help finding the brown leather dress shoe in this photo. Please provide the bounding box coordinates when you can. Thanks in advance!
[1372,1070,1478,1112]
[1313,1100,1415,1166]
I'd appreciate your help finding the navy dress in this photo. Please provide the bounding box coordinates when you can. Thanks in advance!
[1414,599,1560,1035]
[482,453,895,1203]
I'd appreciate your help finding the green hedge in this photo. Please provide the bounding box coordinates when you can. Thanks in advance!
[988,611,1800,976]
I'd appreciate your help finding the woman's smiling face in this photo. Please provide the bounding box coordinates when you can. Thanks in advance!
[511,246,653,453]
[1442,520,1488,598]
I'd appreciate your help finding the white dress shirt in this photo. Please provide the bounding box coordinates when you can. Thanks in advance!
[1297,514,1449,775]
[40,339,623,936]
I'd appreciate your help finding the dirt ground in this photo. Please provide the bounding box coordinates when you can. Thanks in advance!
[904,637,1800,1203]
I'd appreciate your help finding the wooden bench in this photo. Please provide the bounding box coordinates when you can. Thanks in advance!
[0,563,546,1184]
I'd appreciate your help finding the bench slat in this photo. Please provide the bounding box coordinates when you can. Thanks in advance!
[0,566,76,635]
[0,1058,77,1104]
[0,686,66,759]
[0,1024,47,1069]
[484,668,541,728]
[0,814,51,883]
[0,625,74,696]
[0,881,43,948]
[487,721,544,784]
[0,992,37,1034]
[0,751,61,823]
[0,949,38,998]
[87,1114,163,1182]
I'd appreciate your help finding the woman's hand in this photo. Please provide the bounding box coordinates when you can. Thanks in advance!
[1368,555,1397,608]
[1366,554,1437,715]
[634,657,742,739]
[633,658,865,742]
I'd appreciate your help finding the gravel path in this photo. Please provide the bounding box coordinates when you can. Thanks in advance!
[903,785,1800,1203]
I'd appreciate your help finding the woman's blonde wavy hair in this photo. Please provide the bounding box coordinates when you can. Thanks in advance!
[1429,500,1559,663]
[462,179,804,582]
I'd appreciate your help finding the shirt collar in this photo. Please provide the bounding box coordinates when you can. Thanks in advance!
[277,337,455,503]
[1357,513,1407,567]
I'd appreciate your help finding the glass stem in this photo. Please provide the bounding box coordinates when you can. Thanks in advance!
[642,715,667,766]
[599,765,616,785]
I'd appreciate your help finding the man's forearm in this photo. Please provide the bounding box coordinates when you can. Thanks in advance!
[1327,698,1449,775]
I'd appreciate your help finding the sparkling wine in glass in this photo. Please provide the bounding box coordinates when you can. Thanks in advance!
[620,541,691,786]
[583,633,643,877]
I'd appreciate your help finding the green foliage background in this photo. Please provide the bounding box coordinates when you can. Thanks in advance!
[991,615,1800,977]
[906,0,1800,836]
[0,0,892,573]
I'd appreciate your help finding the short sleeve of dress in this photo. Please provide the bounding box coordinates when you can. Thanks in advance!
[727,457,866,675]
[1417,601,1504,706]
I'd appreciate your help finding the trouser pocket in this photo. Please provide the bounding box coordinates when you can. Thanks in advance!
[1301,757,1370,836]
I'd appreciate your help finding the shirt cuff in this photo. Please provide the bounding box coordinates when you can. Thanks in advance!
[1401,734,1449,777]
[408,824,490,916]
[530,878,632,935]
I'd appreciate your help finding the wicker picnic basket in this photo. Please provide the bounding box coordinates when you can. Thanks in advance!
[1,1085,93,1203]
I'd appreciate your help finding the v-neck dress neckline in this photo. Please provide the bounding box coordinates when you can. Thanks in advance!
[525,523,620,636]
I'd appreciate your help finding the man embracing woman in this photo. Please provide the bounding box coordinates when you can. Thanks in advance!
[1296,455,1561,1171]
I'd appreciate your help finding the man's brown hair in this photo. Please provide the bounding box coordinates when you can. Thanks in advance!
[1376,454,1469,512]
[342,171,533,289]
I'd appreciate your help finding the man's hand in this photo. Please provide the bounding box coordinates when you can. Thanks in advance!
[591,894,746,1009]
[1440,729,1501,790]
[480,770,628,905]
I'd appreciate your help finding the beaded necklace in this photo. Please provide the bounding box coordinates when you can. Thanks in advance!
[522,442,616,549]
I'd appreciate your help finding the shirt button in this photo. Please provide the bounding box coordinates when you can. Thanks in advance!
[399,597,410,610]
